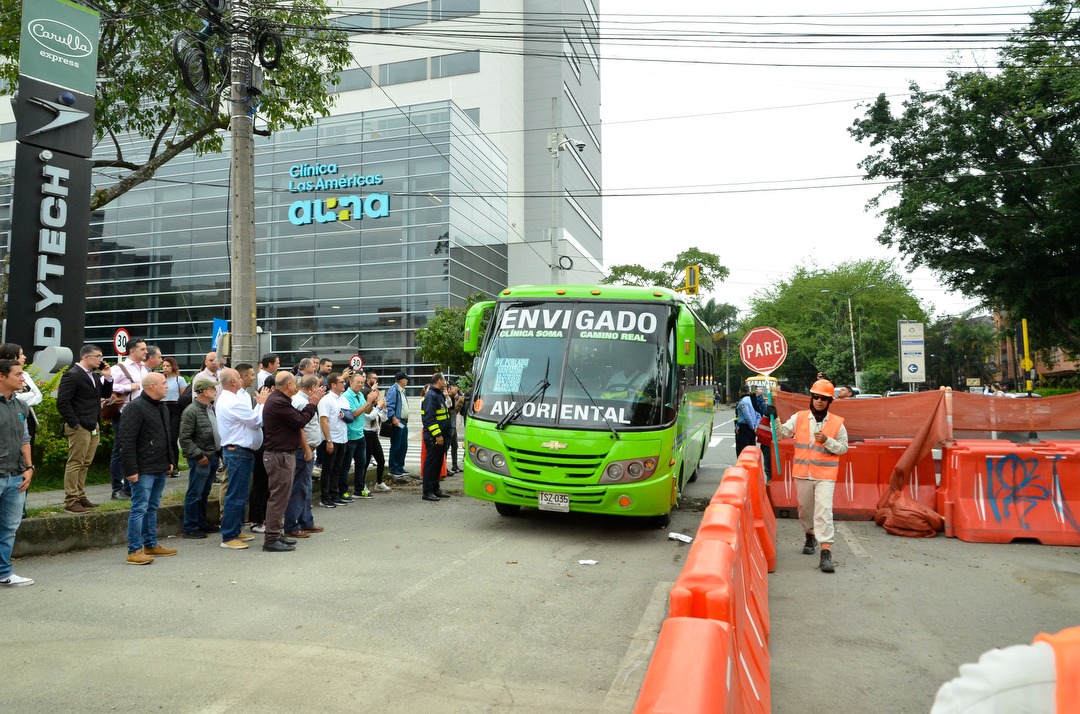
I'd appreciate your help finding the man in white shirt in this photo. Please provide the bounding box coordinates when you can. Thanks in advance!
[317,373,350,508]
[108,339,150,500]
[257,353,280,389]
[216,367,269,550]
[191,351,220,388]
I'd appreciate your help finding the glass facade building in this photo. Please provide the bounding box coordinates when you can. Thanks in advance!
[1,101,508,377]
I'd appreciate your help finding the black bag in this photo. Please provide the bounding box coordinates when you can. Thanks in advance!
[379,421,394,438]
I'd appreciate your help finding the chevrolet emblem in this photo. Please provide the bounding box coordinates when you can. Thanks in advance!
[540,440,568,451]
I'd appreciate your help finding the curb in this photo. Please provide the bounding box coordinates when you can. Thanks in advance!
[14,500,221,559]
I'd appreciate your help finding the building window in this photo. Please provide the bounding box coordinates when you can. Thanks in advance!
[564,31,580,79]
[432,0,479,20]
[581,21,599,74]
[463,108,480,126]
[333,12,373,33]
[381,2,429,29]
[431,51,480,79]
[335,67,373,91]
[379,58,428,86]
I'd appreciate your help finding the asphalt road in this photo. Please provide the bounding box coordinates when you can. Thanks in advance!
[5,414,1080,712]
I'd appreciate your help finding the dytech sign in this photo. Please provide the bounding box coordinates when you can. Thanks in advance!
[7,0,99,366]
[286,162,390,226]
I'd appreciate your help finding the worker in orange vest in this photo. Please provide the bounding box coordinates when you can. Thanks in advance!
[767,378,848,573]
[932,625,1080,712]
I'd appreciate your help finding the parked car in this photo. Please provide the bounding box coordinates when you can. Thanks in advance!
[853,393,883,398]
[885,391,912,397]
[1005,391,1043,398]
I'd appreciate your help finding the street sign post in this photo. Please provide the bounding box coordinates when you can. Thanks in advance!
[739,326,788,477]
[350,354,363,371]
[113,328,130,356]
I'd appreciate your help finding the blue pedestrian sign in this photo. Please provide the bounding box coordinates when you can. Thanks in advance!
[211,318,229,350]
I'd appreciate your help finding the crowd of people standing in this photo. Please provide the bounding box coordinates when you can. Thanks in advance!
[0,339,467,585]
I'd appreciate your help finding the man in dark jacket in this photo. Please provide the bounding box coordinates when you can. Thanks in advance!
[178,378,221,539]
[56,344,113,513]
[420,373,451,502]
[120,373,177,565]
[260,372,324,552]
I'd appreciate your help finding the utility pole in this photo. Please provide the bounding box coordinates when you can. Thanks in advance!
[228,0,257,368]
[549,96,561,284]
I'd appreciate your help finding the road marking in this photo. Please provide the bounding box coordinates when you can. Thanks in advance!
[836,522,870,559]
[710,434,729,448]
[398,536,507,600]
[602,580,672,711]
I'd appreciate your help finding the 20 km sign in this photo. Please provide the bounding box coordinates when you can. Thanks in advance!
[740,326,788,375]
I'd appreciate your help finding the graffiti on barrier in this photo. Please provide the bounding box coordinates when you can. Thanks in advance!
[985,454,1080,531]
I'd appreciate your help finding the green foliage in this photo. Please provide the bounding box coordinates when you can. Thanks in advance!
[923,312,998,389]
[415,293,492,378]
[0,0,352,210]
[744,259,928,390]
[848,0,1080,353]
[601,247,730,297]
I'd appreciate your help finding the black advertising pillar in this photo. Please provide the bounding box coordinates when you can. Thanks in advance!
[8,0,99,370]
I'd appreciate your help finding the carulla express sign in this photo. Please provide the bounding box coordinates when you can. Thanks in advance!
[287,162,390,226]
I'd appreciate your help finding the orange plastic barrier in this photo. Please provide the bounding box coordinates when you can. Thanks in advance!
[419,439,448,479]
[768,438,938,520]
[633,617,733,713]
[940,440,1080,545]
[734,450,778,573]
[669,538,770,713]
[697,501,770,643]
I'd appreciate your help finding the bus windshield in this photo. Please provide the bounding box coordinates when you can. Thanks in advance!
[470,301,677,430]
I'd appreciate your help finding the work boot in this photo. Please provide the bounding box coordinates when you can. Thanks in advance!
[820,548,834,573]
[802,532,818,555]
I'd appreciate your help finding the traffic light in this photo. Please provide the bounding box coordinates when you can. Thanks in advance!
[685,265,700,295]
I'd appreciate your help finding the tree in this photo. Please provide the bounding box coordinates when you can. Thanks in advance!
[744,259,928,390]
[414,293,490,379]
[848,0,1080,354]
[0,0,352,210]
[601,247,730,296]
[924,311,997,390]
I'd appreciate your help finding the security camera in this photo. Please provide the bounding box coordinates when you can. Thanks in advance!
[573,140,586,153]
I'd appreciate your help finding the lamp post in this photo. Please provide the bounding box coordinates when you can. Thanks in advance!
[548,97,585,283]
[821,285,876,388]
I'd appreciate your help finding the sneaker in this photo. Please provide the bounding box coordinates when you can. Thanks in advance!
[392,474,410,484]
[0,573,34,587]
[236,533,255,542]
[144,544,177,557]
[183,531,208,539]
[319,500,337,508]
[220,539,249,550]
[820,548,835,573]
[358,489,373,499]
[374,482,391,492]
[802,533,818,555]
[127,549,153,565]
[251,523,266,533]
[341,492,353,500]
[333,497,349,505]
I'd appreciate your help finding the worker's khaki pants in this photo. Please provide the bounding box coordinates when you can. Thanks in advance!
[796,476,835,545]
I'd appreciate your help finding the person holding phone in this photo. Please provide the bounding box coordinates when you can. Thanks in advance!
[56,345,114,513]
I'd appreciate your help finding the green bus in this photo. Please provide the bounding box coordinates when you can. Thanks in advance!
[461,285,716,526]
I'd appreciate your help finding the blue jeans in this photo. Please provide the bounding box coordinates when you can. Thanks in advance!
[184,455,218,533]
[127,472,166,553]
[0,473,28,579]
[349,437,367,492]
[221,447,254,541]
[389,421,408,474]
[285,449,315,532]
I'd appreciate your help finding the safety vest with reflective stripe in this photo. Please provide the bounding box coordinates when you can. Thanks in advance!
[792,411,845,481]
[1035,626,1080,710]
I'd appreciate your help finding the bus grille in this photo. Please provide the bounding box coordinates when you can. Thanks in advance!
[506,446,605,481]
[503,481,607,505]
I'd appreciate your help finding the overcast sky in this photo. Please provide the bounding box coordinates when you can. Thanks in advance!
[599,1,1038,319]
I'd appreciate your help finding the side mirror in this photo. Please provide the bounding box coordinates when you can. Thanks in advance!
[463,301,495,354]
[676,306,696,366]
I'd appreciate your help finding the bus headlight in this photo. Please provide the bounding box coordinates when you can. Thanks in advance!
[468,442,510,475]
[600,457,660,484]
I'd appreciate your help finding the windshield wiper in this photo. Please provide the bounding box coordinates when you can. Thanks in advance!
[567,365,620,440]
[497,358,550,430]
